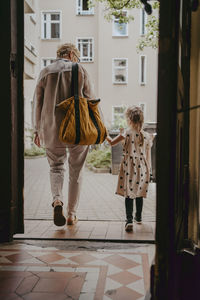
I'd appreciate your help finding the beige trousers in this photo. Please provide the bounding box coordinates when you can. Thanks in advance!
[46,145,89,217]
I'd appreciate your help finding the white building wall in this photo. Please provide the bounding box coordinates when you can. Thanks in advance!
[98,3,158,127]
[24,0,39,148]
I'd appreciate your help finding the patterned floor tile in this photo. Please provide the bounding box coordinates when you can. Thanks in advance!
[69,253,97,264]
[103,254,140,270]
[107,265,123,276]
[26,266,51,272]
[108,270,142,285]
[36,253,65,264]
[105,286,143,300]
[127,278,145,295]
[119,254,142,264]
[50,267,76,272]
[87,259,109,266]
[5,252,34,263]
[104,277,123,292]
[0,243,154,300]
[50,258,78,265]
[127,265,144,277]
[18,257,45,264]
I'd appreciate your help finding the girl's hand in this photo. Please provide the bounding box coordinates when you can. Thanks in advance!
[119,128,124,134]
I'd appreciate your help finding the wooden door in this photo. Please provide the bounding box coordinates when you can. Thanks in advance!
[153,0,193,299]
[0,0,24,242]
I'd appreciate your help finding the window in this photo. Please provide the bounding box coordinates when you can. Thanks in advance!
[113,58,128,84]
[112,11,128,36]
[139,103,146,117]
[76,0,94,15]
[139,55,146,85]
[112,106,127,127]
[138,103,146,120]
[140,8,147,36]
[41,58,55,69]
[77,38,94,62]
[41,12,61,39]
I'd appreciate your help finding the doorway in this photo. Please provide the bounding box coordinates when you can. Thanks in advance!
[20,0,157,242]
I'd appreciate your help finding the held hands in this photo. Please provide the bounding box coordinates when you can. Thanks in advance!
[119,127,124,135]
[106,136,112,145]
[34,132,41,148]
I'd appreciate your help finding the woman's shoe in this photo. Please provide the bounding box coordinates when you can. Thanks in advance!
[67,215,78,225]
[53,205,66,226]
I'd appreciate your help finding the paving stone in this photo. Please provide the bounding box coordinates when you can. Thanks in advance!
[24,158,156,221]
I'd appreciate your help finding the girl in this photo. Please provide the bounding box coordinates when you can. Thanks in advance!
[107,106,155,232]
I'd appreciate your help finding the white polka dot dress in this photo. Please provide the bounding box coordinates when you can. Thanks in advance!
[116,128,153,199]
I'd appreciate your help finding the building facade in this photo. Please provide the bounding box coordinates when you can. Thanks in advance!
[24,0,39,147]
[24,0,158,146]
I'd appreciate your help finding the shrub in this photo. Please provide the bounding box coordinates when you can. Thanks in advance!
[24,145,46,157]
[86,147,111,168]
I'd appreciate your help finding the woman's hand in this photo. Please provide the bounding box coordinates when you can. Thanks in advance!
[106,136,112,145]
[34,132,41,148]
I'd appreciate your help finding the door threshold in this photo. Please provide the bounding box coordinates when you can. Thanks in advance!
[14,220,155,242]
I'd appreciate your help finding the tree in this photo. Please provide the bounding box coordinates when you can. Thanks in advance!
[90,0,159,51]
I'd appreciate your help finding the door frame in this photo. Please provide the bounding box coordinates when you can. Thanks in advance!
[0,0,24,242]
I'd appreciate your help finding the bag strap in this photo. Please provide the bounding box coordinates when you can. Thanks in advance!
[71,63,79,97]
[71,63,80,144]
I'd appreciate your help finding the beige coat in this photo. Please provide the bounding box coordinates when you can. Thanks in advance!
[33,59,96,148]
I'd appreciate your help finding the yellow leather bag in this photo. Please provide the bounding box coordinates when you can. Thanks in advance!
[56,63,107,145]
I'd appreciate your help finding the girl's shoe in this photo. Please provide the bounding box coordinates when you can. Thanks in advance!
[134,216,142,224]
[125,221,133,232]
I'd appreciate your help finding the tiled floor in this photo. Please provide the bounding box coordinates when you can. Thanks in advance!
[14,220,155,241]
[0,242,155,300]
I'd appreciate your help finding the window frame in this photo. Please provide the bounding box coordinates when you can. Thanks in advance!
[41,10,62,40]
[138,102,146,119]
[112,10,128,37]
[139,55,147,85]
[140,8,148,36]
[112,105,127,126]
[76,0,94,15]
[76,37,94,62]
[112,58,128,84]
[41,57,56,69]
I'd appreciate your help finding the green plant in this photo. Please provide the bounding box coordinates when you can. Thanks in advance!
[24,145,46,157]
[86,147,111,168]
[91,0,159,51]
[111,116,127,130]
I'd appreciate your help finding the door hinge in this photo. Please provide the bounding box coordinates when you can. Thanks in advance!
[180,239,199,256]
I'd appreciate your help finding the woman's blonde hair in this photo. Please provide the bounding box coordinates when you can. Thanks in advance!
[57,43,80,58]
[125,106,144,145]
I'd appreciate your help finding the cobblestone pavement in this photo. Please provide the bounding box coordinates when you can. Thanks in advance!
[24,157,156,222]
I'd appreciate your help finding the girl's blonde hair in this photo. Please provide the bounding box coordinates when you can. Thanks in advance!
[125,106,144,145]
[57,43,80,58]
